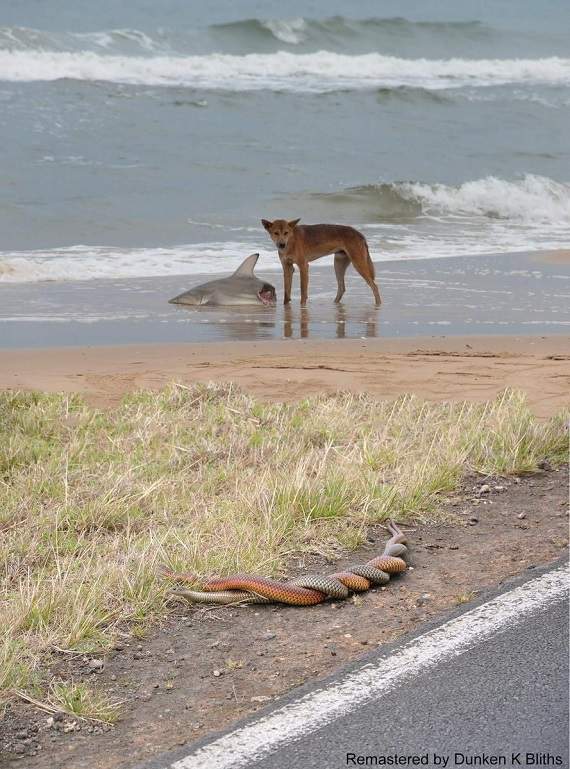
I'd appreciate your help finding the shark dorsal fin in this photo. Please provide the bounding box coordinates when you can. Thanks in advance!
[232,253,259,277]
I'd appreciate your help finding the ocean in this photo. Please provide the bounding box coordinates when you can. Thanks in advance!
[0,0,569,285]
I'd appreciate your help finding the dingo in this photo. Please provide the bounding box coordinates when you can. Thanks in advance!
[261,219,381,306]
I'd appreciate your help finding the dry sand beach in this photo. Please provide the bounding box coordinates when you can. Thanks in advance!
[1,336,569,417]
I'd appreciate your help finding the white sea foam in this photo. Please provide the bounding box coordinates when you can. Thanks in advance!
[74,28,160,52]
[262,18,307,45]
[0,243,277,284]
[0,230,567,285]
[395,175,570,223]
[0,50,568,91]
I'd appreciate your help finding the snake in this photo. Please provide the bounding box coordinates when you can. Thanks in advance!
[160,520,408,606]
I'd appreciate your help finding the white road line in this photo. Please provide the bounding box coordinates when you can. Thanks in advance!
[170,565,569,769]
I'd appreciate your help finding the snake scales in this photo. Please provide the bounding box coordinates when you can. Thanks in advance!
[161,521,408,606]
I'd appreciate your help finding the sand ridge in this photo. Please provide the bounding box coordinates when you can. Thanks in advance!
[0,335,569,416]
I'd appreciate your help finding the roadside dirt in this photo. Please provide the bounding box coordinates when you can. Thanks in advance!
[1,465,568,769]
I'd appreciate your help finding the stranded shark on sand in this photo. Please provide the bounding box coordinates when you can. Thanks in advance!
[169,253,277,307]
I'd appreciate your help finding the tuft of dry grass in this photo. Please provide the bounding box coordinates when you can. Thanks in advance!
[455,591,478,606]
[0,384,567,716]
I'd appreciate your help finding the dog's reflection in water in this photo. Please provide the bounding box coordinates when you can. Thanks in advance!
[282,304,379,339]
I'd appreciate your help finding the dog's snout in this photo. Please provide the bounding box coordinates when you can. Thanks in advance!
[278,241,286,249]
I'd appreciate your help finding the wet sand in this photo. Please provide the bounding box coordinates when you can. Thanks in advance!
[0,251,569,348]
[1,335,568,417]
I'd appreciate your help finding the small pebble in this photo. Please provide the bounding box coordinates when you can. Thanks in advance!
[517,512,526,519]
[478,484,490,494]
[212,669,222,677]
[468,516,479,525]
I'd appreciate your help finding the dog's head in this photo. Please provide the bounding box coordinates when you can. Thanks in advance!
[261,218,300,251]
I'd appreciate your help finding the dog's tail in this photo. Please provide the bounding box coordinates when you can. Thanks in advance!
[364,239,375,278]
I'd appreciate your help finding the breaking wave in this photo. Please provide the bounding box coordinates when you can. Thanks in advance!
[0,25,164,53]
[378,175,570,223]
[309,175,570,223]
[215,17,309,46]
[212,16,491,46]
[0,50,568,91]
[0,18,492,53]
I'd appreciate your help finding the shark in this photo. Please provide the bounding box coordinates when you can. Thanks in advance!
[168,253,276,306]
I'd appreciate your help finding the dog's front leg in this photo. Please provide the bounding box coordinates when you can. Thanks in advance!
[299,261,309,306]
[282,261,294,305]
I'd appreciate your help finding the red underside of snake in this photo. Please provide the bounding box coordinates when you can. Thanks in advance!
[161,521,409,606]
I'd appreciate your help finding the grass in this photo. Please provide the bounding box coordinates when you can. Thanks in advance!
[15,680,122,724]
[48,680,122,723]
[455,591,478,606]
[0,384,567,718]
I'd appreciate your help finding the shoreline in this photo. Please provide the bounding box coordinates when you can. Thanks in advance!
[0,250,569,348]
[1,335,568,416]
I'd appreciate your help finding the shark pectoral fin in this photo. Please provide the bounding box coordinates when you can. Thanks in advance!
[232,253,259,277]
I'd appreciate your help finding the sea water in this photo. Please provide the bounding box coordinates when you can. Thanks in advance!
[0,0,569,284]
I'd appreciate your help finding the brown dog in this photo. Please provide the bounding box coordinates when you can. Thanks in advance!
[261,219,381,306]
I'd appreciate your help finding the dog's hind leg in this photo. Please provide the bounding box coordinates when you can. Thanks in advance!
[348,244,382,306]
[299,261,309,306]
[334,251,350,303]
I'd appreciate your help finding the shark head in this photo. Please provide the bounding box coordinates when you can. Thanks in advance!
[169,254,277,307]
[232,254,276,305]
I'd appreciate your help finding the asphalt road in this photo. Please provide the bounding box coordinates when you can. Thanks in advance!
[141,562,569,769]
[250,595,569,769]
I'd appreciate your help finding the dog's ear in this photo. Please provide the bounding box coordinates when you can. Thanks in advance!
[261,219,273,231]
[288,218,301,228]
